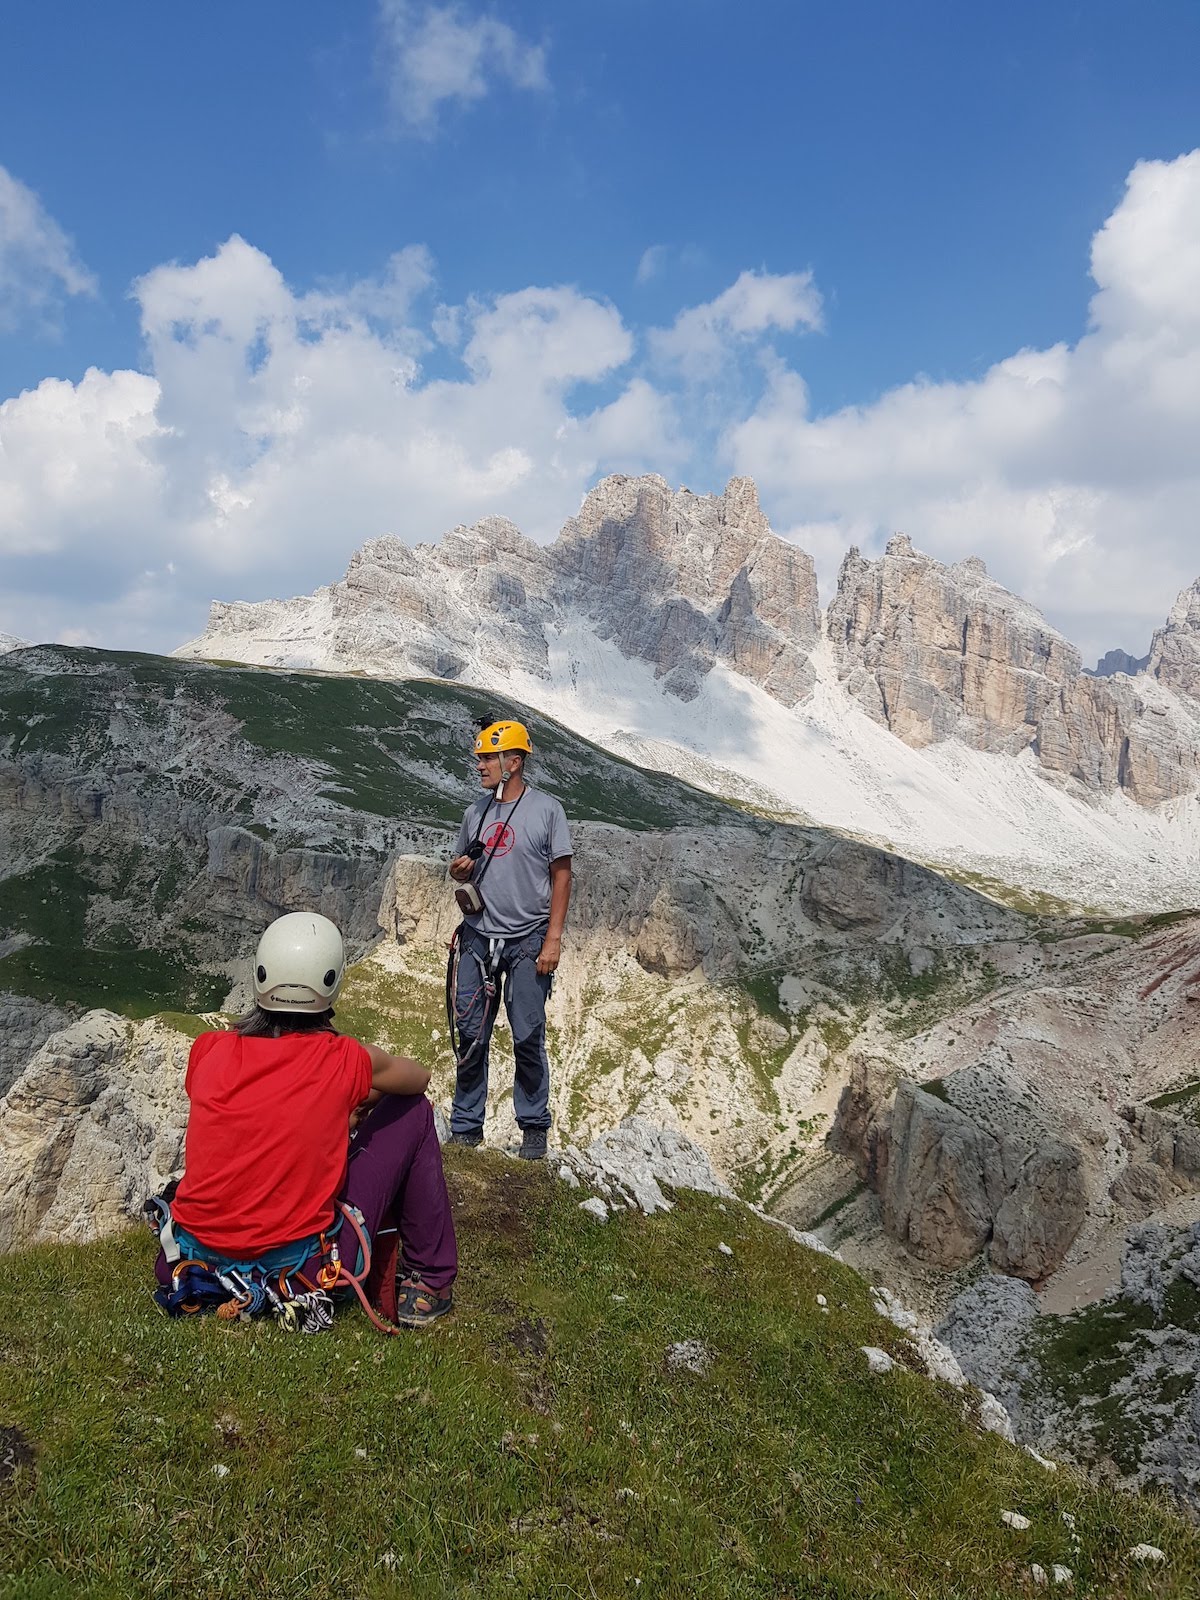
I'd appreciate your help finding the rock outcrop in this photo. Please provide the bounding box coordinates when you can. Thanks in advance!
[0,1011,188,1252]
[873,1081,1087,1281]
[827,535,1200,804]
[557,1116,731,1215]
[939,1223,1200,1513]
[0,992,70,1099]
[1118,1102,1200,1190]
[820,915,1200,1292]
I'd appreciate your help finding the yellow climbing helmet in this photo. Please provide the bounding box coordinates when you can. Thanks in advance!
[473,719,532,756]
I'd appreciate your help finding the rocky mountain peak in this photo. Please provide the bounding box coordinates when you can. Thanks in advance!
[175,475,1200,812]
[1148,576,1200,701]
[550,473,820,704]
[555,473,777,598]
[826,533,1080,753]
[824,534,1200,804]
[1087,648,1150,679]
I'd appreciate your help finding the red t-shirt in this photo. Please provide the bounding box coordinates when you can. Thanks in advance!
[171,1029,373,1258]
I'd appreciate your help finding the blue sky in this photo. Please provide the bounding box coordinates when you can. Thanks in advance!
[2,1,1200,659]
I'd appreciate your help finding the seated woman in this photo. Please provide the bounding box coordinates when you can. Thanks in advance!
[156,910,457,1327]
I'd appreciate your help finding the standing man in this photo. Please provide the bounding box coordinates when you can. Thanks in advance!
[447,718,572,1160]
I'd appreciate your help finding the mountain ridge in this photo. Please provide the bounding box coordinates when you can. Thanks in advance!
[176,473,1200,912]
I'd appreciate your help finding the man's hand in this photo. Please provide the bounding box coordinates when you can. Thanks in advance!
[536,934,562,976]
[449,854,474,883]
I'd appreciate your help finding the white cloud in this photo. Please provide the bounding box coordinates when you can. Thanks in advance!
[4,151,1200,667]
[377,0,547,134]
[636,245,667,285]
[0,235,667,648]
[650,269,823,377]
[729,150,1200,663]
[0,165,97,333]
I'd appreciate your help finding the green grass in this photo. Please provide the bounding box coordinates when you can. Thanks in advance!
[931,867,1087,918]
[807,1181,869,1232]
[1147,1081,1200,1117]
[0,1158,1195,1599]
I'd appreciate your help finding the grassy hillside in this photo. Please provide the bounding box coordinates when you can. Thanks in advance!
[0,646,737,832]
[0,646,740,1017]
[0,1154,1195,1599]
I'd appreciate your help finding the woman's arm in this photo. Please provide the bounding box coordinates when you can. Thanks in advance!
[364,1043,431,1097]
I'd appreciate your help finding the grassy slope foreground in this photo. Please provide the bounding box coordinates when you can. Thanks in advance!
[1,1155,1196,1600]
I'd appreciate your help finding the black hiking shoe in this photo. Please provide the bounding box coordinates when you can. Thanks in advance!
[447,1130,483,1148]
[518,1128,548,1161]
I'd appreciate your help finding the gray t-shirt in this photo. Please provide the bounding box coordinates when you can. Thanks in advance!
[455,785,573,938]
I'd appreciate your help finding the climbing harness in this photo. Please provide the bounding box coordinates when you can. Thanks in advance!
[445,927,506,1073]
[444,923,552,1075]
[144,1192,406,1338]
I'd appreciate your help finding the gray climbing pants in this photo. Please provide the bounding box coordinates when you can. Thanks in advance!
[450,923,552,1136]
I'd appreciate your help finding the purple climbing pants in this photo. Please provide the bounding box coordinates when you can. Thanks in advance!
[154,1093,457,1293]
[342,1093,457,1291]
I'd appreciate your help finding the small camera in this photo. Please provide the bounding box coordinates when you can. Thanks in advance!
[464,840,485,861]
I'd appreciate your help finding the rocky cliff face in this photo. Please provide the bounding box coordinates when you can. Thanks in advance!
[820,915,1200,1290]
[827,537,1080,756]
[188,475,822,707]
[827,536,1200,805]
[551,475,820,703]
[1148,578,1200,702]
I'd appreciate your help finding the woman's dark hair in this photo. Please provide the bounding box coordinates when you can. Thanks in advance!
[234,1006,338,1038]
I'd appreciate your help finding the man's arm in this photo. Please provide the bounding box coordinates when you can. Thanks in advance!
[537,856,572,975]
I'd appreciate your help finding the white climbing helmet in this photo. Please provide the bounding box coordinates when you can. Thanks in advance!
[253,912,345,1013]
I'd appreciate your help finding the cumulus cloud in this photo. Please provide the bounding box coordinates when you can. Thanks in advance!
[377,0,547,133]
[0,235,675,648]
[729,150,1200,662]
[0,165,97,333]
[4,151,1200,666]
[650,269,823,378]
